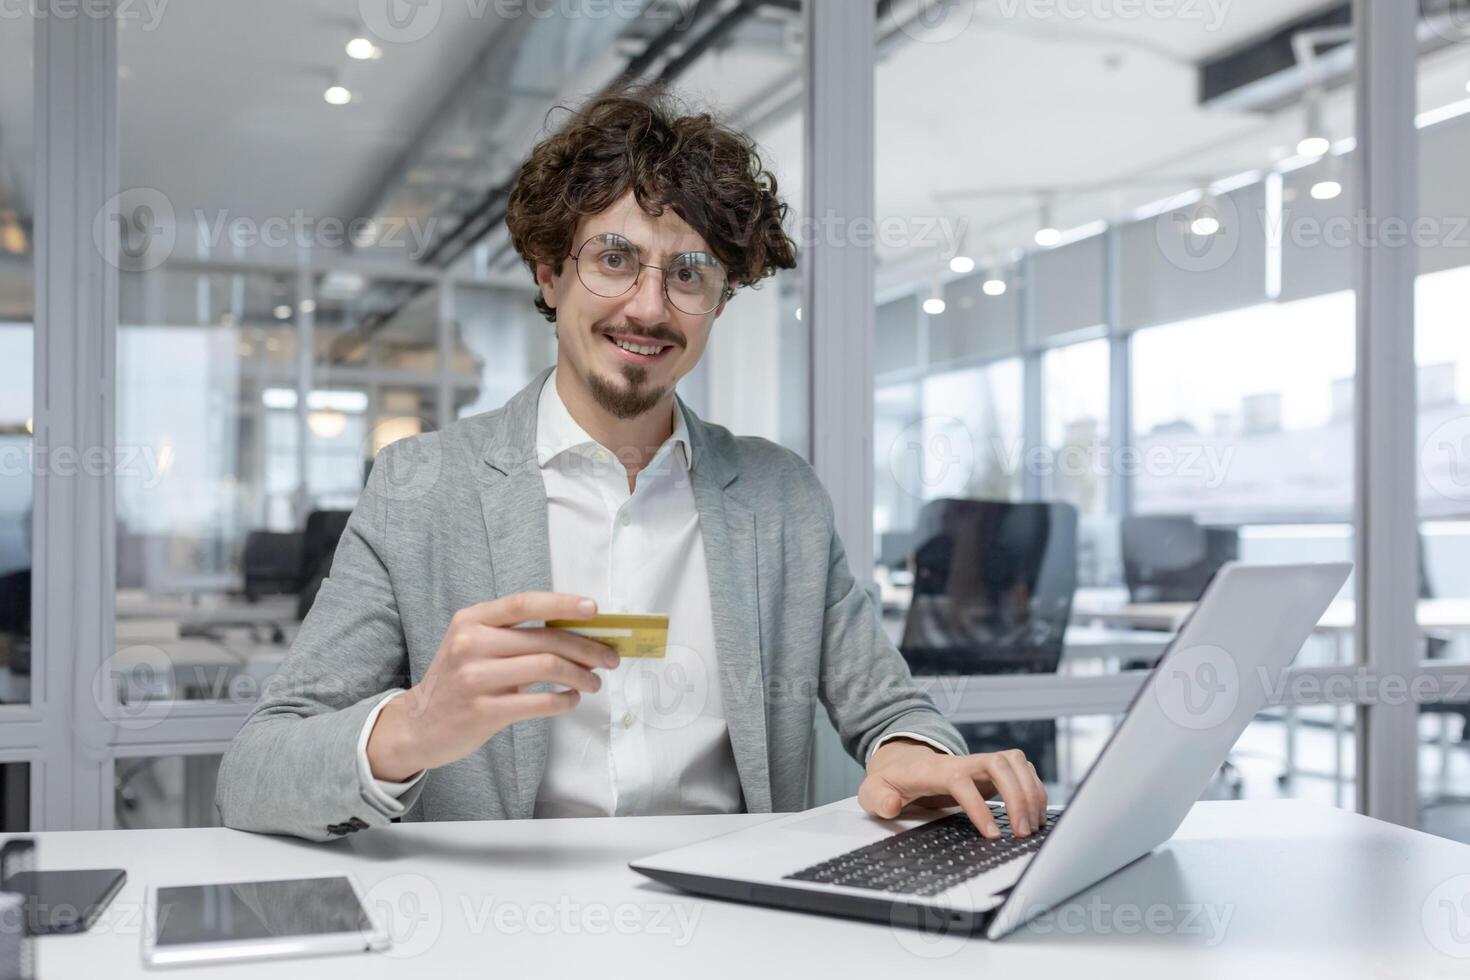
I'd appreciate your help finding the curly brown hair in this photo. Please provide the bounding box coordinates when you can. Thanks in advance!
[506,85,798,323]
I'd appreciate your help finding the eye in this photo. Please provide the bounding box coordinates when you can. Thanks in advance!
[671,253,718,287]
[597,247,636,272]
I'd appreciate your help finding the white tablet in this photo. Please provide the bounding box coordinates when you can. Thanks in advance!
[141,875,390,968]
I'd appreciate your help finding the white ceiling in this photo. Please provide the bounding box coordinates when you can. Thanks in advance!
[115,0,506,244]
[3,1,1468,298]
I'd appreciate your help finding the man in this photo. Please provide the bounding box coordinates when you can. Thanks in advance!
[216,87,1047,843]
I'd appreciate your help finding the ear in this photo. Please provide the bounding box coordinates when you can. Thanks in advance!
[710,285,735,321]
[535,259,562,313]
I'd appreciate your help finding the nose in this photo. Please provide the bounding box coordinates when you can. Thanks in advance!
[622,265,672,326]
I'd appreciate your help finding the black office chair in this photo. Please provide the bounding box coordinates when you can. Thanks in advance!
[295,510,352,620]
[241,532,304,601]
[1120,515,1238,604]
[0,568,30,677]
[898,499,1078,783]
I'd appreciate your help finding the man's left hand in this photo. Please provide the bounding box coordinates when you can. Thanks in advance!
[858,739,1048,839]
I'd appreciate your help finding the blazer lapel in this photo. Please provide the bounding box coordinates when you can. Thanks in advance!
[684,401,773,812]
[479,367,556,819]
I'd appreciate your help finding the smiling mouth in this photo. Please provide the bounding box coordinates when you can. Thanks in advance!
[604,332,675,361]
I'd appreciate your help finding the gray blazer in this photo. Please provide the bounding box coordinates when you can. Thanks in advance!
[216,366,965,841]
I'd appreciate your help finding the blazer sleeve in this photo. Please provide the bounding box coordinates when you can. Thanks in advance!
[811,477,969,764]
[215,439,427,841]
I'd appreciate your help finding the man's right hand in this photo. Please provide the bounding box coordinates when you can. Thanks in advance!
[365,592,617,782]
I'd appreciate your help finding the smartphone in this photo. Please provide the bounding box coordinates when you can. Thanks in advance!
[1,868,127,935]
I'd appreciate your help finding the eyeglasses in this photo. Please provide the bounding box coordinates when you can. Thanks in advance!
[568,233,735,316]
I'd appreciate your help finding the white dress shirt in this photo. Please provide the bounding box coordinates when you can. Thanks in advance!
[355,368,949,816]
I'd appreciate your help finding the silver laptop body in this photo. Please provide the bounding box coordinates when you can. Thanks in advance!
[630,561,1352,940]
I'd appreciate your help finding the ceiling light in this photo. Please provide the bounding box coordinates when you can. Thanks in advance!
[794,307,801,321]
[1190,214,1221,236]
[982,277,1007,297]
[308,410,348,440]
[346,37,381,60]
[1034,197,1060,247]
[324,84,353,106]
[949,255,974,274]
[1310,179,1342,200]
[262,388,297,410]
[299,299,317,314]
[273,304,292,320]
[922,297,946,316]
[1296,135,1330,158]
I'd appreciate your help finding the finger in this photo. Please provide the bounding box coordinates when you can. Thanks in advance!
[858,775,907,820]
[482,652,602,695]
[456,592,598,629]
[948,776,1001,840]
[492,626,619,670]
[1026,760,1049,827]
[493,689,581,725]
[1001,749,1047,829]
[974,755,1034,837]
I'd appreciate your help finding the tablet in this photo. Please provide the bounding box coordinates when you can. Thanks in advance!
[141,875,389,968]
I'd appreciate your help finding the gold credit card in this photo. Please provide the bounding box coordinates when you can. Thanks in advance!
[545,614,669,659]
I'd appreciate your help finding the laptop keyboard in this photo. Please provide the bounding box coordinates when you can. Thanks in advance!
[784,808,1053,897]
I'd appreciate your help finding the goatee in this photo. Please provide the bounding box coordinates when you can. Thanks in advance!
[587,364,668,420]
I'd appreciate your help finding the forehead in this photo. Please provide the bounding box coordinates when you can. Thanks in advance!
[572,190,709,257]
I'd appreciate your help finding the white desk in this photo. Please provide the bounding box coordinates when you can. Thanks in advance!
[14,800,1467,978]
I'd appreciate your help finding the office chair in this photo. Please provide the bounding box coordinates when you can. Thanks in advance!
[0,569,30,676]
[898,499,1078,784]
[241,532,304,601]
[296,510,352,621]
[1120,514,1238,604]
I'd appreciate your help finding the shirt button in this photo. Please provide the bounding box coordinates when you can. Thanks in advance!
[618,512,630,526]
[621,711,635,728]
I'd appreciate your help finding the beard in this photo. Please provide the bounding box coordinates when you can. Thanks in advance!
[586,362,669,420]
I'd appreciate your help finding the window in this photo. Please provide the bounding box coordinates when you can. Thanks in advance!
[1042,339,1110,514]
[0,14,33,706]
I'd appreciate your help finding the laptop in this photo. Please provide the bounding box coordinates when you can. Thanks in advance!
[630,561,1352,940]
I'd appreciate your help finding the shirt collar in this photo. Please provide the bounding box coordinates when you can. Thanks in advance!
[535,367,691,472]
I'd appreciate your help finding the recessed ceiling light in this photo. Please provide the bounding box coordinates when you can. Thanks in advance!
[346,37,381,60]
[982,278,1007,296]
[299,299,317,314]
[1190,215,1221,236]
[324,85,352,106]
[922,297,946,316]
[949,255,974,274]
[1310,179,1342,201]
[273,304,293,320]
[1297,135,1330,158]
[1034,227,1061,247]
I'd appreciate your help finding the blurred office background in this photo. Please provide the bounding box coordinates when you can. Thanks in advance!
[0,0,1466,837]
